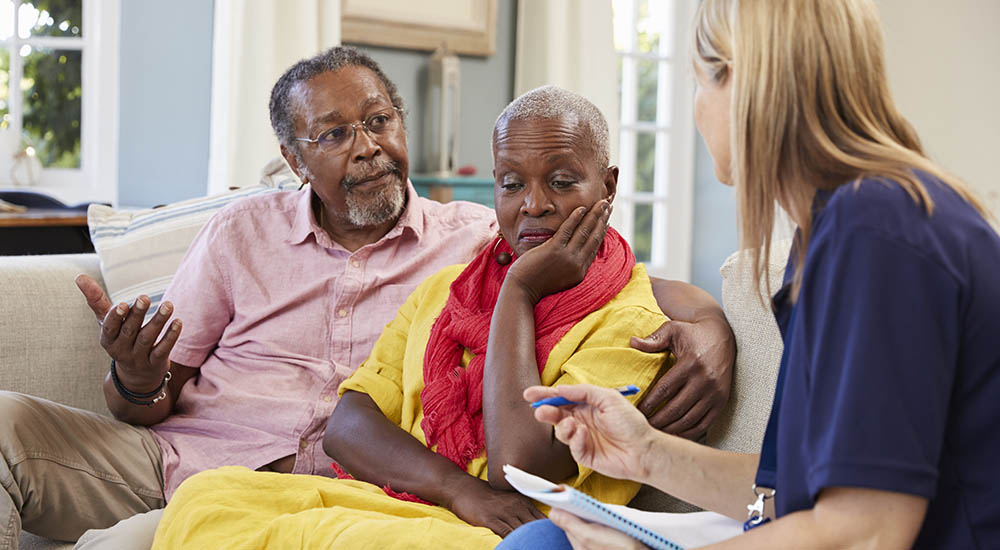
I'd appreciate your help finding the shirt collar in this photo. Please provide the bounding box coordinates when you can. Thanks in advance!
[286,187,324,246]
[285,179,425,247]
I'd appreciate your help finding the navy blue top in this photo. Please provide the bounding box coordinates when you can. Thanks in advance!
[759,174,1000,548]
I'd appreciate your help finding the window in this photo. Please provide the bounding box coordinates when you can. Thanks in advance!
[0,0,119,204]
[613,0,695,281]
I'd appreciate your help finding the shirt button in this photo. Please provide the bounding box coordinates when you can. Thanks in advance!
[299,439,308,450]
[338,308,348,318]
[350,259,361,268]
[322,394,333,403]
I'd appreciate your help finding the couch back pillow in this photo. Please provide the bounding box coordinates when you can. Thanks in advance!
[88,182,297,320]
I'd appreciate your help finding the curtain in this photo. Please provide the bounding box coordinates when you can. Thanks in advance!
[208,0,341,194]
[513,0,619,162]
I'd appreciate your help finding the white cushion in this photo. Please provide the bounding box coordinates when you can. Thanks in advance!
[706,241,791,453]
[87,183,296,318]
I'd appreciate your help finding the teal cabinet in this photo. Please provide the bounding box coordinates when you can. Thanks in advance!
[411,174,495,207]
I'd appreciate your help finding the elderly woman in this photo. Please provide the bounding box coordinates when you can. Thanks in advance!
[150,86,676,549]
[503,0,1000,549]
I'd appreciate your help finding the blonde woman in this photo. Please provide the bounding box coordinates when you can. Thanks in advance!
[500,0,1000,548]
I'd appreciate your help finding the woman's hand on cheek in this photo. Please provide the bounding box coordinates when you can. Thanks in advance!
[506,200,611,304]
[549,509,650,550]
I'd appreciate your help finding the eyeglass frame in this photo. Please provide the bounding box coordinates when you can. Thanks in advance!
[293,106,405,152]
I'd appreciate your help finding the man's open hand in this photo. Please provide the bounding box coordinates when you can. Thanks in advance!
[75,274,181,393]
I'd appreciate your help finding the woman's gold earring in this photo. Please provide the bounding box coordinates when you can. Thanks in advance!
[493,232,511,266]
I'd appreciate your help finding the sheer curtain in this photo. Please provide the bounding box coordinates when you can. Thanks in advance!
[207,0,341,194]
[513,0,619,163]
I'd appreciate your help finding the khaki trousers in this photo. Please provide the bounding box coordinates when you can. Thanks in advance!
[0,391,164,549]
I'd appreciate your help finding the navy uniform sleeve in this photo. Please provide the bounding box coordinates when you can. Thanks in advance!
[792,224,961,502]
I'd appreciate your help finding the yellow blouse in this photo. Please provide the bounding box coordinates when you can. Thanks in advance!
[153,263,668,550]
[339,262,669,503]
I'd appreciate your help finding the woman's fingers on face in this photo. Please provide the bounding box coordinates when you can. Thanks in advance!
[573,200,610,252]
[555,206,588,245]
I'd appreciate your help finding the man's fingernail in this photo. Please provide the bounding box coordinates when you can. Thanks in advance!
[116,304,127,315]
[159,303,171,315]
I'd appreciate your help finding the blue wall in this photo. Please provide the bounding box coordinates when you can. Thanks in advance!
[347,0,518,178]
[117,0,214,207]
[690,137,738,302]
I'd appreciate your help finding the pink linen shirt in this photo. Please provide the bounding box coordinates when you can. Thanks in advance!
[150,183,497,499]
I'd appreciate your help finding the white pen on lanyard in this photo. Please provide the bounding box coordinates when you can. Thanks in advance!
[530,385,641,408]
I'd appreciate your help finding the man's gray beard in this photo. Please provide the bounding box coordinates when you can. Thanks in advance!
[340,177,406,227]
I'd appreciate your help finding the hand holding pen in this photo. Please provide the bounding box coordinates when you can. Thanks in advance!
[531,385,641,408]
[523,383,654,482]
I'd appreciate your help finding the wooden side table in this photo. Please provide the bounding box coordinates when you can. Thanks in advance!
[0,209,93,255]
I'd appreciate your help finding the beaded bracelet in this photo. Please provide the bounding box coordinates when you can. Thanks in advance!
[110,360,172,407]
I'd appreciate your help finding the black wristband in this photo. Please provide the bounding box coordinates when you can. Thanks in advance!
[110,360,171,406]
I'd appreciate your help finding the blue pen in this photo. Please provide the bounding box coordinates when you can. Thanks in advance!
[530,385,641,408]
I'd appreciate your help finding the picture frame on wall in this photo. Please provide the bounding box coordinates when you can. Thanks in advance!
[340,0,497,56]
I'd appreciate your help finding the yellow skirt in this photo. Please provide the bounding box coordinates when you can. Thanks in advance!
[152,466,502,550]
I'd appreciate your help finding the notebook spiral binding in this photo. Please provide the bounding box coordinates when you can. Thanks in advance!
[570,490,685,550]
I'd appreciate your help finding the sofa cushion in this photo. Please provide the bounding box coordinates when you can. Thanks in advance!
[87,182,297,320]
[707,241,791,453]
[630,241,791,513]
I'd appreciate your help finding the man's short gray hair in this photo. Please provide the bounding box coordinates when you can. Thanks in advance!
[493,85,610,168]
[269,46,404,154]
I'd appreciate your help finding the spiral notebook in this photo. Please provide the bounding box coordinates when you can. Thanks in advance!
[503,464,743,550]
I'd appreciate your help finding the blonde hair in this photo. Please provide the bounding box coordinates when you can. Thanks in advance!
[694,0,990,302]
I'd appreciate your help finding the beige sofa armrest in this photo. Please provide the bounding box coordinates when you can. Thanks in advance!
[0,253,110,415]
[630,243,791,513]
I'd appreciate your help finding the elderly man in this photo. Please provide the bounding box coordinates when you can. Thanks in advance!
[0,47,733,549]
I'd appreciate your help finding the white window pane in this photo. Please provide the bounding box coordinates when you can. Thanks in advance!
[633,202,653,263]
[612,0,635,52]
[637,58,657,122]
[19,0,81,38]
[639,0,674,56]
[0,48,8,130]
[657,60,673,126]
[636,131,655,192]
[22,47,81,167]
[654,131,671,195]
[636,0,660,54]
[0,0,13,40]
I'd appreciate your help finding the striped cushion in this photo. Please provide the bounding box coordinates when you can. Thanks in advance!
[88,182,298,319]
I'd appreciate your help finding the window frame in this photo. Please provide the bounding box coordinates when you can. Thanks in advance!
[613,0,696,282]
[0,0,120,205]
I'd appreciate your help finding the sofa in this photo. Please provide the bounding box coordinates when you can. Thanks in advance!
[1,205,789,548]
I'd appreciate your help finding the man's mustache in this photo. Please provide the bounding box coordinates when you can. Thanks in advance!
[342,159,403,190]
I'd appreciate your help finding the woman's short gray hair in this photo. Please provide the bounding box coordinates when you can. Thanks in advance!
[493,85,610,168]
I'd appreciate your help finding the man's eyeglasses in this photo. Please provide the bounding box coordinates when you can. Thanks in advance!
[295,106,404,153]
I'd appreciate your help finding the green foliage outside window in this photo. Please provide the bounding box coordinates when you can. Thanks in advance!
[16,0,83,168]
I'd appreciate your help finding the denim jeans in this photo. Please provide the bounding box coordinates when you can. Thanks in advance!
[496,519,572,550]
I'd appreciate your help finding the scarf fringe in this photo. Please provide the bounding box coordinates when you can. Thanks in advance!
[330,462,433,506]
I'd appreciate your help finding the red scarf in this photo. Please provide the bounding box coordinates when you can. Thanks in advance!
[419,228,636,469]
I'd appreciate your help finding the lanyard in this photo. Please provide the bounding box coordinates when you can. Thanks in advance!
[744,284,796,531]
